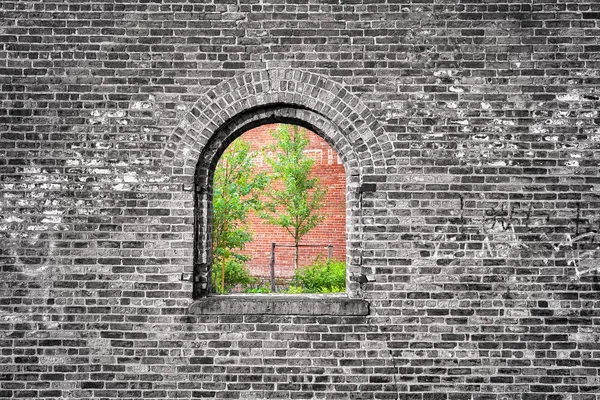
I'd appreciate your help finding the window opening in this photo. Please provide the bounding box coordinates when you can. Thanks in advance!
[211,123,346,294]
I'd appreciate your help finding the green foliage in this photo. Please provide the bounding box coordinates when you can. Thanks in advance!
[290,260,346,293]
[240,260,346,294]
[260,125,327,270]
[280,285,307,294]
[212,139,267,294]
[244,283,272,294]
[212,257,257,294]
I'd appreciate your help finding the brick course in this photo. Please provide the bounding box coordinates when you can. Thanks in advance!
[1,1,600,399]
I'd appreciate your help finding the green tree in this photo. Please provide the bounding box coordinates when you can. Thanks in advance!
[260,125,327,271]
[212,139,267,293]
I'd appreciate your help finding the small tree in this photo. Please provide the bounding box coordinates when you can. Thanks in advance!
[260,125,327,271]
[212,139,267,293]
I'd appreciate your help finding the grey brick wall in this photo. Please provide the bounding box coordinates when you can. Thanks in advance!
[1,1,599,399]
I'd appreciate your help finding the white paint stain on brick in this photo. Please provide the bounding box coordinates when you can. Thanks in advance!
[91,168,111,175]
[487,160,507,166]
[544,135,559,142]
[493,119,515,126]
[41,215,62,224]
[556,93,581,102]
[545,118,570,126]
[451,119,469,125]
[122,172,139,183]
[531,125,549,134]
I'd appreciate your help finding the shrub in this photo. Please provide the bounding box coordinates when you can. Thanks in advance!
[290,260,346,293]
[212,257,257,294]
[244,283,272,294]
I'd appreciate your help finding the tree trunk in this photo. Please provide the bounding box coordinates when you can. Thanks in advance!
[294,242,299,272]
[221,260,225,293]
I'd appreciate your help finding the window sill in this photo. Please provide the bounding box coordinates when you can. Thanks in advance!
[189,294,369,316]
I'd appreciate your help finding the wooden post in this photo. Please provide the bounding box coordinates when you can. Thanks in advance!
[327,244,333,263]
[270,242,276,292]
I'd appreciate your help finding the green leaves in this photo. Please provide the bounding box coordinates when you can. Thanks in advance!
[212,139,267,294]
[290,260,346,293]
[211,257,257,294]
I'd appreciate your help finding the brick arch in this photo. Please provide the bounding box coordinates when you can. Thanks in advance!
[162,69,386,298]
[162,69,390,176]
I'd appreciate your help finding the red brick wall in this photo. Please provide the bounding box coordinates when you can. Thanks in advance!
[229,124,346,279]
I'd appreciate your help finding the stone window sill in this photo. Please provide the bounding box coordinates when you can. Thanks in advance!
[189,294,369,316]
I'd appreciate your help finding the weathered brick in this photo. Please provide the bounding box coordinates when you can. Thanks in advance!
[1,1,600,399]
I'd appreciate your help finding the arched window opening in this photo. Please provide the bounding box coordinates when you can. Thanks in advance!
[211,123,346,294]
[192,104,365,302]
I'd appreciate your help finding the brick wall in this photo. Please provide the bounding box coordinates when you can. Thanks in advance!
[232,124,346,279]
[1,1,600,399]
